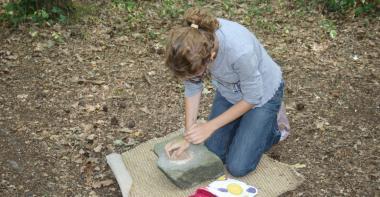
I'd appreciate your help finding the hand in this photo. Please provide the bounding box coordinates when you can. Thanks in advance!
[184,122,215,144]
[165,139,190,159]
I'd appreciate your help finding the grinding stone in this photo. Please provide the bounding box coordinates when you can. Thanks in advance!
[153,135,224,189]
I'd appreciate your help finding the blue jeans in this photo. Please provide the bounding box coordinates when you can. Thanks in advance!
[205,82,284,177]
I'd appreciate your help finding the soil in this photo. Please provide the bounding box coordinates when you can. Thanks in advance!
[1,1,379,196]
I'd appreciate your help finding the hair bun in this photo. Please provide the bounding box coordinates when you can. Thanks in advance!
[184,7,219,32]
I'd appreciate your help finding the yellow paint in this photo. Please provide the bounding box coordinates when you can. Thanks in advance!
[227,183,243,195]
[217,175,226,181]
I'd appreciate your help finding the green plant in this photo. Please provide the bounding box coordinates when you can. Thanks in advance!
[194,0,207,6]
[354,1,378,16]
[111,0,147,31]
[294,0,379,16]
[0,0,73,26]
[147,30,159,40]
[67,2,98,24]
[324,0,356,12]
[112,0,137,12]
[52,31,64,43]
[248,0,273,17]
[255,18,277,32]
[160,0,188,18]
[320,19,337,39]
[222,0,235,16]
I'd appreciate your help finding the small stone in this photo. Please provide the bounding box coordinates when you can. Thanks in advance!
[35,91,47,99]
[102,105,108,112]
[7,160,22,172]
[154,135,224,189]
[296,103,305,111]
[156,48,165,55]
[78,100,86,107]
[0,128,9,136]
[24,191,33,197]
[127,120,135,128]
[119,102,127,109]
[110,116,119,126]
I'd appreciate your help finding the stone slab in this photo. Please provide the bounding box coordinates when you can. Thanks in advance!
[153,135,224,189]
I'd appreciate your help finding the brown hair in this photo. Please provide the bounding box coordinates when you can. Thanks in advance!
[165,7,219,78]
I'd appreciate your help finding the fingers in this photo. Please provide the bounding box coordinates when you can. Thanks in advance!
[165,142,178,158]
[184,133,202,144]
[185,127,201,143]
[185,124,199,136]
[184,129,195,139]
[174,146,185,158]
[164,142,172,158]
[184,133,190,142]
[174,142,189,158]
[184,133,193,143]
[184,129,198,143]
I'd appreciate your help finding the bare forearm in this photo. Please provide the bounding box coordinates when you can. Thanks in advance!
[185,91,202,130]
[209,100,254,131]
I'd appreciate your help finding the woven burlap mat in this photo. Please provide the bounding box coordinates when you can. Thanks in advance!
[122,132,304,197]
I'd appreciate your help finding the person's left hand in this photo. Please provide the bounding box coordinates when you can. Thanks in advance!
[184,122,216,144]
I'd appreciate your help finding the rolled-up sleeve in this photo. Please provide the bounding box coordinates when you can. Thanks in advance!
[184,80,203,97]
[233,52,263,105]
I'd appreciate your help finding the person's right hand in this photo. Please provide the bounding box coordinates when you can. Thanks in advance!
[165,139,190,160]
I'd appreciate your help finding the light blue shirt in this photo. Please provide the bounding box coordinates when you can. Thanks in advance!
[184,18,283,107]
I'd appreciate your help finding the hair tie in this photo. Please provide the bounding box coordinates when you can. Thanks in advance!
[190,23,199,29]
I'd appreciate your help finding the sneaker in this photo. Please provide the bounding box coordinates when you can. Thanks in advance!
[277,102,290,141]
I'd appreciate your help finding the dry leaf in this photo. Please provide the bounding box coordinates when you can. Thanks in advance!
[291,163,306,169]
[132,131,144,137]
[17,94,28,99]
[75,54,83,62]
[87,134,96,141]
[93,144,103,153]
[73,158,83,164]
[92,179,114,188]
[81,123,93,133]
[89,191,99,197]
[119,128,132,133]
[85,105,96,112]
[79,149,85,155]
[140,106,150,114]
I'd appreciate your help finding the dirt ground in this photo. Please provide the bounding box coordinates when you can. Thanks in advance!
[1,1,379,196]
